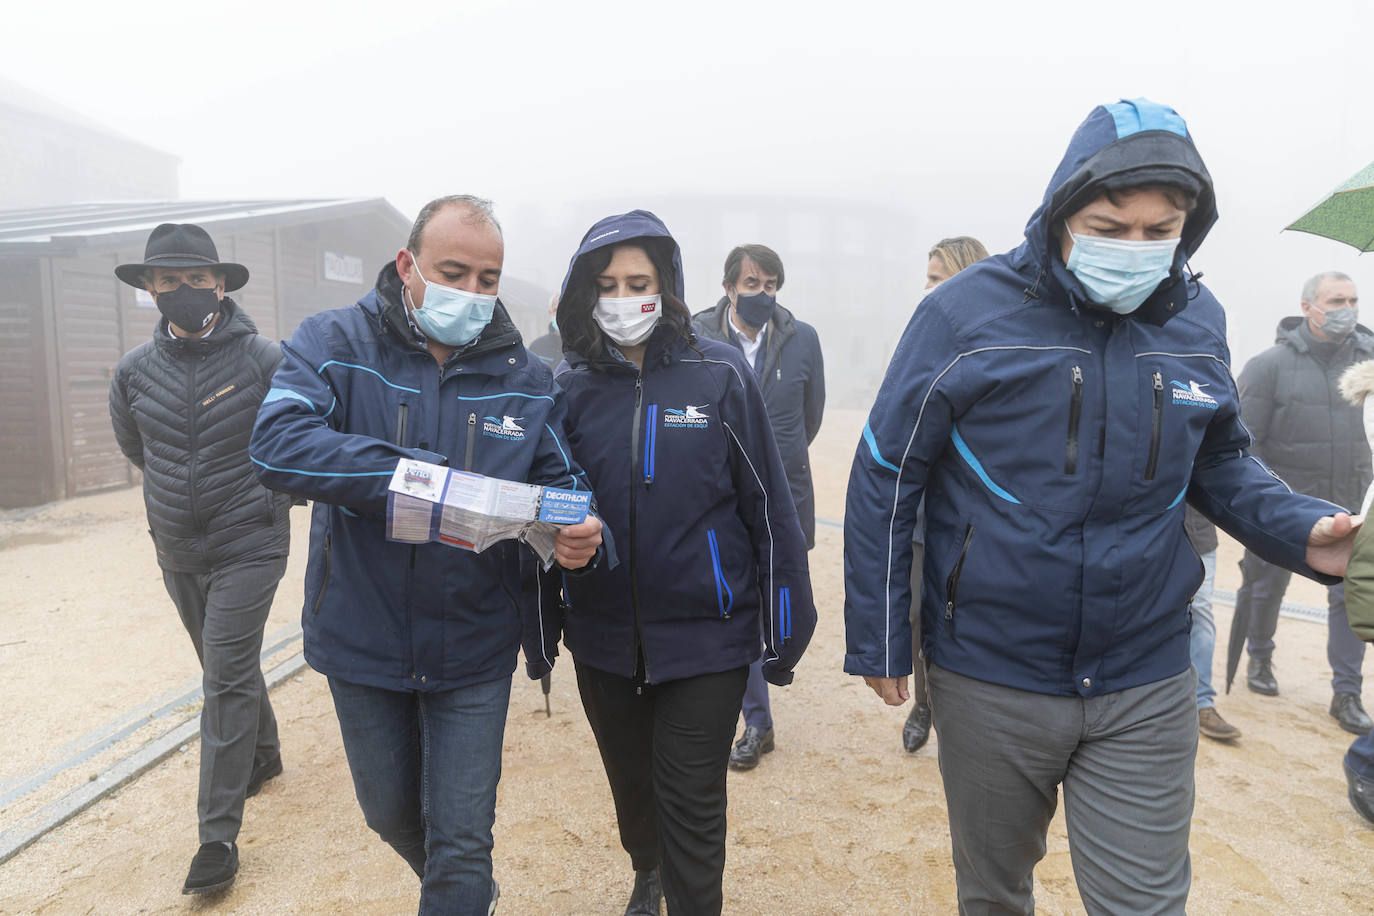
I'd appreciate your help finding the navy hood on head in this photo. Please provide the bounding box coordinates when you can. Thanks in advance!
[558,209,685,300]
[1025,98,1218,267]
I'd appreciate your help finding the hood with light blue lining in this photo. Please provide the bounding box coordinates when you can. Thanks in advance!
[1018,98,1218,323]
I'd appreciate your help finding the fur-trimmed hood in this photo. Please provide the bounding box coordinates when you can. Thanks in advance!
[1340,360,1374,405]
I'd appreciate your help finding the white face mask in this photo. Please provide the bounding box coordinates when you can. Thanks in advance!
[593,294,661,347]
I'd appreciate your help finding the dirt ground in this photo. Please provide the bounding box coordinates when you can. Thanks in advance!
[2,408,1372,915]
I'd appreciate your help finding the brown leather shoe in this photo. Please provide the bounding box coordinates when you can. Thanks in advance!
[1199,706,1241,742]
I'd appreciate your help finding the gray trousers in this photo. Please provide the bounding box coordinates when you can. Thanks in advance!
[163,555,286,843]
[927,665,1197,916]
[1239,549,1367,694]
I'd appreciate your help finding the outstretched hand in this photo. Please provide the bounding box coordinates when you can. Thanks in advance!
[863,675,910,707]
[1307,513,1363,576]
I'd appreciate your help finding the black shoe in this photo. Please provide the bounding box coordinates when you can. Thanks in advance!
[729,726,775,771]
[624,867,662,916]
[902,703,932,753]
[1331,693,1374,735]
[182,841,238,895]
[1247,657,1279,696]
[246,754,283,798]
[1347,762,1374,826]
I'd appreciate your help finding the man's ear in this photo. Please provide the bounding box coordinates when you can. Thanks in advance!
[396,248,415,284]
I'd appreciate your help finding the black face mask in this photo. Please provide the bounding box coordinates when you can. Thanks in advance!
[156,284,220,333]
[733,290,776,329]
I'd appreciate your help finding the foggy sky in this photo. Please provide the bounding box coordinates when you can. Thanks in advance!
[5,0,1372,372]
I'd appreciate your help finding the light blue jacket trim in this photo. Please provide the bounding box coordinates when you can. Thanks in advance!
[318,360,421,394]
[249,455,394,479]
[950,425,1022,505]
[457,391,556,404]
[1167,485,1188,509]
[862,421,900,472]
[544,422,579,490]
[1107,98,1187,139]
[264,388,316,410]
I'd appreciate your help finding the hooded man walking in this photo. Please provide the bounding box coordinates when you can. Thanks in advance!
[692,244,825,771]
[109,223,292,895]
[843,99,1360,914]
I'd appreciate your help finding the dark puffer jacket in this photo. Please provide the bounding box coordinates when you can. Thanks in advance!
[110,299,290,572]
[1237,317,1374,512]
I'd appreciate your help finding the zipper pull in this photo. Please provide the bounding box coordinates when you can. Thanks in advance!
[945,601,954,637]
[1153,371,1163,391]
[776,368,781,380]
[1072,365,1082,386]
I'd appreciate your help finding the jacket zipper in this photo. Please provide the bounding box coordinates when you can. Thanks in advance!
[395,402,409,447]
[629,374,652,690]
[644,403,658,484]
[311,534,332,615]
[944,523,976,637]
[1065,365,1083,474]
[464,411,477,471]
[187,359,201,538]
[1146,371,1163,481]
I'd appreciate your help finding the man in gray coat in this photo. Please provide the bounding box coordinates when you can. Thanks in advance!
[110,224,291,895]
[1236,271,1373,734]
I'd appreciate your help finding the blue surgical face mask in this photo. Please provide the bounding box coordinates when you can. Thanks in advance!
[405,257,497,346]
[1064,226,1181,315]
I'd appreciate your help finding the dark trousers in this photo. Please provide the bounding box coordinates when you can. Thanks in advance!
[1239,550,1366,694]
[575,661,749,916]
[162,555,286,844]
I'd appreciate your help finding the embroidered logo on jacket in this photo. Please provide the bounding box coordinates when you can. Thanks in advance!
[482,415,526,440]
[663,404,710,429]
[1170,380,1219,410]
[200,383,237,407]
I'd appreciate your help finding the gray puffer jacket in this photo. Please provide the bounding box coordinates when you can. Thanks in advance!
[1237,316,1374,511]
[110,299,290,573]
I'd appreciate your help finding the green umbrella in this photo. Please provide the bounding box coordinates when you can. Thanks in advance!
[1286,160,1374,251]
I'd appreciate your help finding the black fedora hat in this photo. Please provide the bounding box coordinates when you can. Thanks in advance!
[115,223,250,291]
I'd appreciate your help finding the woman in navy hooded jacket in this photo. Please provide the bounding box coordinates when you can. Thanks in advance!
[546,211,815,916]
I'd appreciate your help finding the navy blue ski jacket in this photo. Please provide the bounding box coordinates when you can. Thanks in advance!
[693,299,826,548]
[250,262,590,692]
[543,211,816,686]
[844,99,1343,698]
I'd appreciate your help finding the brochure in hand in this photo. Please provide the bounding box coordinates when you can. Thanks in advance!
[385,458,590,565]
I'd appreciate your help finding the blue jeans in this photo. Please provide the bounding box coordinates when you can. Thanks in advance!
[328,676,510,916]
[1349,728,1374,781]
[1188,551,1218,709]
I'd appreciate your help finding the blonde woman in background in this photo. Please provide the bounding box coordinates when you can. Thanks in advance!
[903,236,990,753]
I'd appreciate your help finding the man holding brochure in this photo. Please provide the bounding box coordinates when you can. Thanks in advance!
[251,195,600,915]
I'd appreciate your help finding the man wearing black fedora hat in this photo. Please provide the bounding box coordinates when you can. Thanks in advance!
[110,223,292,896]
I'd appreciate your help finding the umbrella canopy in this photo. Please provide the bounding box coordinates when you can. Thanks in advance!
[1286,160,1374,251]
